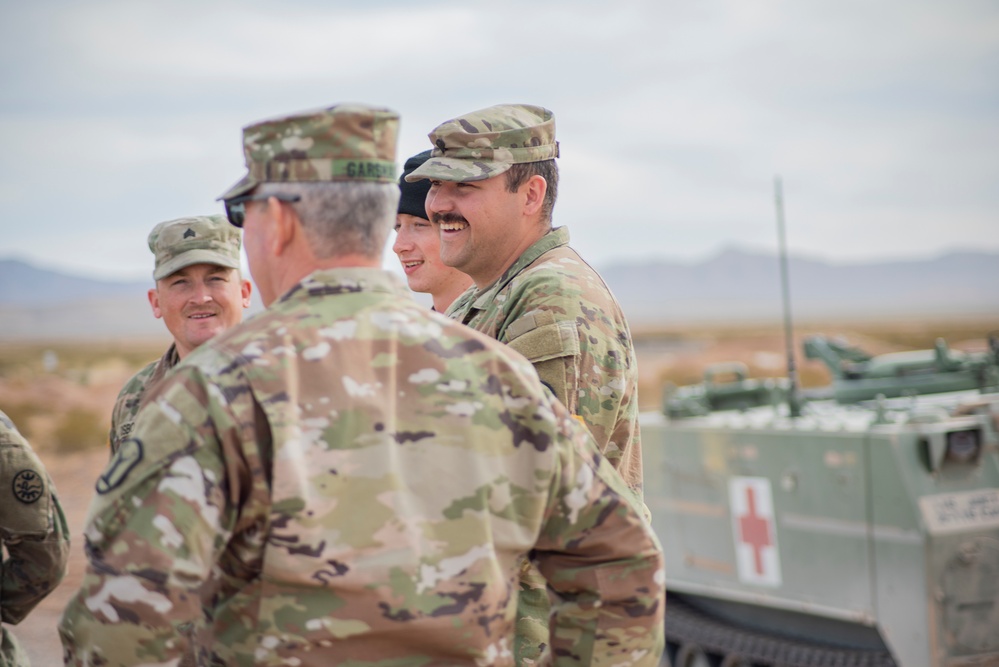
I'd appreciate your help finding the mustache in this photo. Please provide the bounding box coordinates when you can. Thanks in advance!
[431,213,468,225]
[182,306,219,316]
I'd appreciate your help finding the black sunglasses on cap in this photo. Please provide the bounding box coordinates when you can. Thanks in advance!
[224,193,301,228]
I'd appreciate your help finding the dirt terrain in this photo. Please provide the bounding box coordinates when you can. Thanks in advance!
[3,318,995,663]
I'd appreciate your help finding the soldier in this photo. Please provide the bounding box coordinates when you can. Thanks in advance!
[59,103,664,667]
[407,103,646,661]
[1,409,70,667]
[392,149,472,312]
[109,215,252,453]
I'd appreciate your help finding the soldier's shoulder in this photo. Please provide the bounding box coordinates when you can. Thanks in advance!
[203,298,301,354]
[0,409,28,446]
[0,408,14,432]
[520,245,629,313]
[180,295,422,377]
[118,359,161,397]
[0,408,47,489]
[180,309,283,377]
[411,307,544,386]
[506,251,608,306]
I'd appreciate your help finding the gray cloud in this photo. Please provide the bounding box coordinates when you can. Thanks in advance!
[1,0,997,279]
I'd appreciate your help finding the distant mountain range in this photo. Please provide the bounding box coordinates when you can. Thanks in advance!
[599,247,999,324]
[1,249,997,339]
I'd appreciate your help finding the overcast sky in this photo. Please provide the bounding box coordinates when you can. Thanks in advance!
[1,0,997,281]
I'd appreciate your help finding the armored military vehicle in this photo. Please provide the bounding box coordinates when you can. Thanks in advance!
[645,333,999,666]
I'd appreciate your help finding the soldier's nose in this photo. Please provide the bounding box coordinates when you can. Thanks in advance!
[426,188,451,215]
[393,234,412,254]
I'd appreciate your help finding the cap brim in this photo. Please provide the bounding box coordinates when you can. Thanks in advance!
[217,173,256,201]
[154,250,242,281]
[404,156,513,183]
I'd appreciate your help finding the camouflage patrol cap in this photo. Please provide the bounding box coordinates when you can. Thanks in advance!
[405,104,559,183]
[218,103,400,201]
[148,215,242,281]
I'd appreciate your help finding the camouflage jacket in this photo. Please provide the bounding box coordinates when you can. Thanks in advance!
[1,410,71,667]
[59,268,665,667]
[446,226,643,495]
[109,343,179,454]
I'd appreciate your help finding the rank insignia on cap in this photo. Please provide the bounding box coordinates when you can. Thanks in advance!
[148,215,242,281]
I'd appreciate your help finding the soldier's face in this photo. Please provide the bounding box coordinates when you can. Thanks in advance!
[149,264,252,359]
[426,174,540,288]
[392,213,469,298]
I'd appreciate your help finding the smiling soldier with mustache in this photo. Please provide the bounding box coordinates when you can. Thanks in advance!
[108,215,252,455]
[408,104,648,664]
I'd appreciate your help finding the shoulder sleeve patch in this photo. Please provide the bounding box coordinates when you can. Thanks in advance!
[96,438,144,495]
[12,469,45,503]
[0,443,53,535]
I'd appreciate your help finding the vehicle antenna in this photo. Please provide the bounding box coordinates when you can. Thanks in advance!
[775,175,803,417]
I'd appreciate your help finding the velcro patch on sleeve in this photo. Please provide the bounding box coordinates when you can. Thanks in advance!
[507,319,579,364]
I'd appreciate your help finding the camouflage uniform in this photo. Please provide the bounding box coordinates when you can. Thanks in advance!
[409,104,645,662]
[445,228,642,493]
[60,103,665,667]
[109,344,178,454]
[1,410,70,667]
[109,215,244,454]
[60,269,664,666]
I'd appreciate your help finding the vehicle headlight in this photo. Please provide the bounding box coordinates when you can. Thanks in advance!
[945,429,981,464]
[920,427,983,471]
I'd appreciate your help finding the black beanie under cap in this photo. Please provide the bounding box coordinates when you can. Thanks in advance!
[398,150,433,220]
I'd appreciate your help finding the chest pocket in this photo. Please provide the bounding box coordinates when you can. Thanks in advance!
[505,312,580,411]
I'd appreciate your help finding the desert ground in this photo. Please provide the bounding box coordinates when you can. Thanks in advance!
[2,316,996,664]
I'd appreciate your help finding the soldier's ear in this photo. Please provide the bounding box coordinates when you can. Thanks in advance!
[148,288,163,319]
[522,174,547,218]
[240,278,252,307]
[270,196,298,256]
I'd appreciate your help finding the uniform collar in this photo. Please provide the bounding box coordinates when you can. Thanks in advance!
[278,267,412,304]
[147,342,180,390]
[164,342,180,369]
[467,226,569,311]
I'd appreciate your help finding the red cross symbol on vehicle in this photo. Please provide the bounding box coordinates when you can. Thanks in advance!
[738,486,772,575]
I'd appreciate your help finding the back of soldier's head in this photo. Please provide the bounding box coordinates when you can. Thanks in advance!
[219,104,401,259]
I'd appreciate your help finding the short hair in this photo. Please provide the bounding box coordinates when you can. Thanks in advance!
[256,181,400,259]
[504,160,558,224]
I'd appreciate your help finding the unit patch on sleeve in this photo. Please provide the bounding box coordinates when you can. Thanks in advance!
[12,469,44,504]
[96,437,144,495]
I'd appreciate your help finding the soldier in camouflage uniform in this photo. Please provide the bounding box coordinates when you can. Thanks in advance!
[1,409,70,666]
[59,103,665,666]
[109,215,252,454]
[407,104,646,662]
